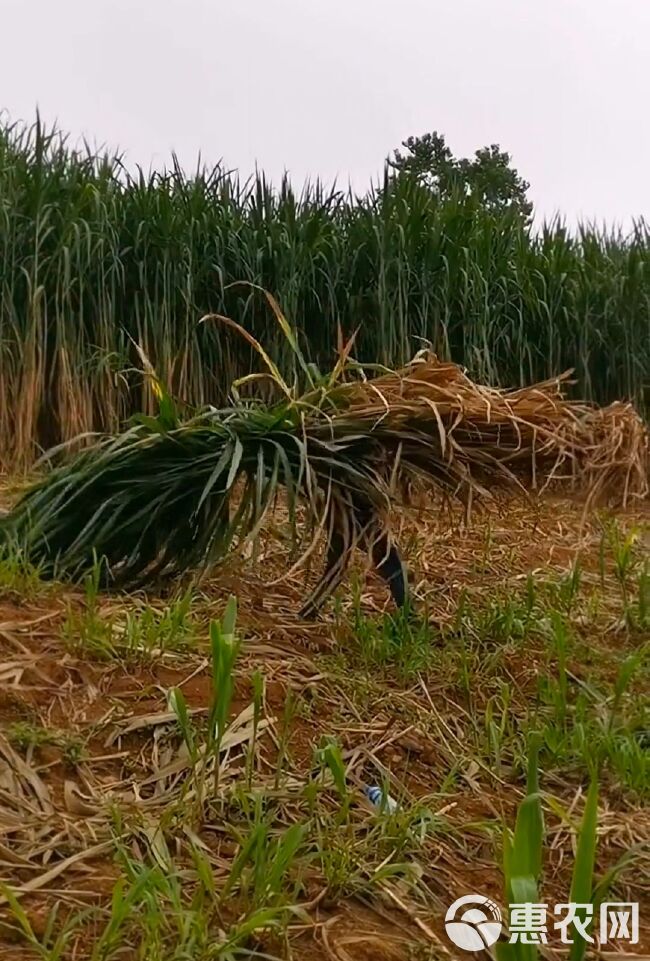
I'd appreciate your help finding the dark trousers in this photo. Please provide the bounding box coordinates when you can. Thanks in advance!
[299,513,408,618]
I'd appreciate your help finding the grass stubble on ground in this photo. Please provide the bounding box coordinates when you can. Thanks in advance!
[0,485,648,960]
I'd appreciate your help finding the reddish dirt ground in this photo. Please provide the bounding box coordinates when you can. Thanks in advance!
[0,490,648,959]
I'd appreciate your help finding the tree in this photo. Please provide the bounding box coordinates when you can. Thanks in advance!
[389,131,532,218]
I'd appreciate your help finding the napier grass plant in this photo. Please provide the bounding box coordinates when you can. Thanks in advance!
[497,747,602,961]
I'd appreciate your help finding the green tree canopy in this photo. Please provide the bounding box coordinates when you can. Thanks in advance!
[389,131,532,218]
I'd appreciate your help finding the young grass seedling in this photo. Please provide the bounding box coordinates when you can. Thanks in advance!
[208,595,239,796]
[497,737,544,961]
[169,594,240,810]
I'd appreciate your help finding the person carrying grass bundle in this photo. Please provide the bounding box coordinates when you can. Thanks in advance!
[1,293,646,618]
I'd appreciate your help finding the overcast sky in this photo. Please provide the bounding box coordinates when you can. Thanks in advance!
[2,0,649,225]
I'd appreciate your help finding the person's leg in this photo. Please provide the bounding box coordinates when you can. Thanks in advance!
[299,525,351,619]
[299,507,409,618]
[368,528,408,608]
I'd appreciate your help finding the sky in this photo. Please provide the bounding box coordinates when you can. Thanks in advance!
[2,0,649,226]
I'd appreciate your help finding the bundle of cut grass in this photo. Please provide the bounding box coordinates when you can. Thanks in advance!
[0,308,647,613]
[332,349,649,505]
